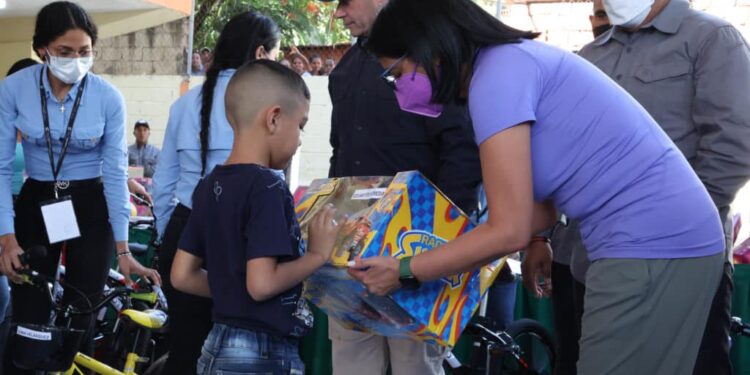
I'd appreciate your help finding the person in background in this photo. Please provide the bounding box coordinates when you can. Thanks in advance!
[152,12,282,374]
[171,59,339,375]
[280,59,292,69]
[357,0,725,374]
[0,2,159,373]
[191,51,204,76]
[5,58,38,200]
[576,1,750,374]
[323,0,482,373]
[4,59,38,78]
[310,54,324,75]
[200,47,213,71]
[288,46,311,77]
[545,218,588,375]
[322,58,336,75]
[291,53,311,77]
[589,0,611,38]
[128,120,160,178]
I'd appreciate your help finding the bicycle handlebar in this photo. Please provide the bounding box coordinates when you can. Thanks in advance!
[465,320,513,347]
[19,268,135,316]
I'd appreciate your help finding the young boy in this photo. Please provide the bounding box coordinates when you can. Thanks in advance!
[170,60,340,375]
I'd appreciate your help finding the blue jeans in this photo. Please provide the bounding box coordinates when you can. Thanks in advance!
[197,324,304,375]
[485,274,518,330]
[0,275,8,322]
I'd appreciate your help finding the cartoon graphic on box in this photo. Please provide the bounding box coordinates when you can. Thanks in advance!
[296,171,504,347]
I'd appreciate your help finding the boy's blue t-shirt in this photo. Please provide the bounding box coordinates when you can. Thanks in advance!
[179,163,313,337]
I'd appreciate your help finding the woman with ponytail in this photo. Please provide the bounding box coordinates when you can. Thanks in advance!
[152,12,281,374]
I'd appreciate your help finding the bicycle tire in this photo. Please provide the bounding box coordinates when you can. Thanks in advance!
[499,319,555,375]
[142,353,168,375]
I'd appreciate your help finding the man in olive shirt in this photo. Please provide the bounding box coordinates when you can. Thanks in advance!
[579,0,750,373]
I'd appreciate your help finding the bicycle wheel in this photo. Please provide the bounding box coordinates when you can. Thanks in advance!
[498,319,555,375]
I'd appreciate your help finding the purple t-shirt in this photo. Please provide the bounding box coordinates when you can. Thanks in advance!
[469,39,724,261]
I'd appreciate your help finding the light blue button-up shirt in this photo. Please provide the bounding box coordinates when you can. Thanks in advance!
[0,65,130,241]
[152,70,236,236]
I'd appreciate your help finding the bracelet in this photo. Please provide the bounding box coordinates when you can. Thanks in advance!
[116,251,132,258]
[530,236,551,245]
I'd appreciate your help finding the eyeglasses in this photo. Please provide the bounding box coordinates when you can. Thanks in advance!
[46,47,96,59]
[380,55,406,90]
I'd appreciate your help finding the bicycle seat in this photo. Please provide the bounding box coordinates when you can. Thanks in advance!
[121,309,167,330]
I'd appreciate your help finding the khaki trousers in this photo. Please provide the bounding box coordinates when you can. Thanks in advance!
[328,318,447,375]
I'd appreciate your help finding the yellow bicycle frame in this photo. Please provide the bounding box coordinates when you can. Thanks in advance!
[58,352,143,375]
[41,288,161,375]
[131,291,158,305]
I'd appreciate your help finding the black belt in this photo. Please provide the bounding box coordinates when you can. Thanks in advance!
[27,177,103,191]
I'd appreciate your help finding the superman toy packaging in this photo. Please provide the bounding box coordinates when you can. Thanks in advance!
[295,171,503,347]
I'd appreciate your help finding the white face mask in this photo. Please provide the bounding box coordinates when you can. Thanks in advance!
[45,49,93,84]
[603,0,655,29]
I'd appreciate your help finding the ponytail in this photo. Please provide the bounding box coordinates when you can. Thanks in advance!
[195,11,280,176]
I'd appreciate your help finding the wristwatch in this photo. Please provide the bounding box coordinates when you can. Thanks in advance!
[398,256,421,290]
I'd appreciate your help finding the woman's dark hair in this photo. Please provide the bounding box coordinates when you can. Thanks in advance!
[6,58,39,77]
[199,12,280,175]
[32,1,98,56]
[366,0,539,104]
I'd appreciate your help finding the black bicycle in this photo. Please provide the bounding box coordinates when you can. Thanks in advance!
[444,314,555,375]
[9,247,168,375]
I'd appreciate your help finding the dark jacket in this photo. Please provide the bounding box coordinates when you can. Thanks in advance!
[328,40,482,213]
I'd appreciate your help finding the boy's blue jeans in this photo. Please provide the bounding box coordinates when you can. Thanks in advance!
[197,324,304,375]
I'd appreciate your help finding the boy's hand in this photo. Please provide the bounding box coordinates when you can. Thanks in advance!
[307,204,341,266]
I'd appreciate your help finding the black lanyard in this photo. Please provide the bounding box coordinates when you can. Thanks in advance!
[38,67,86,197]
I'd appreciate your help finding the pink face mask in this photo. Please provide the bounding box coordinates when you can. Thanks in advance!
[381,58,444,118]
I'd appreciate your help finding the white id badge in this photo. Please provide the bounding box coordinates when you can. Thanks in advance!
[40,196,81,243]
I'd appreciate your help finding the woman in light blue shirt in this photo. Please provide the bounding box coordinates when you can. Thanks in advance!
[152,12,282,374]
[0,3,159,372]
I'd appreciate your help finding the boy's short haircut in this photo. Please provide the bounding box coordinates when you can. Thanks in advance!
[310,54,322,61]
[225,60,310,129]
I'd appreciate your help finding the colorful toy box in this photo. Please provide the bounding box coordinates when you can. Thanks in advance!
[296,171,503,347]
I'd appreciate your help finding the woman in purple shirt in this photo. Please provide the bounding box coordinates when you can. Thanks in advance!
[350,0,725,373]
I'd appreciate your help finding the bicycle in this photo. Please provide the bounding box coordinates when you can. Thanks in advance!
[443,260,556,375]
[444,317,555,375]
[88,266,168,374]
[48,215,168,373]
[9,247,168,375]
